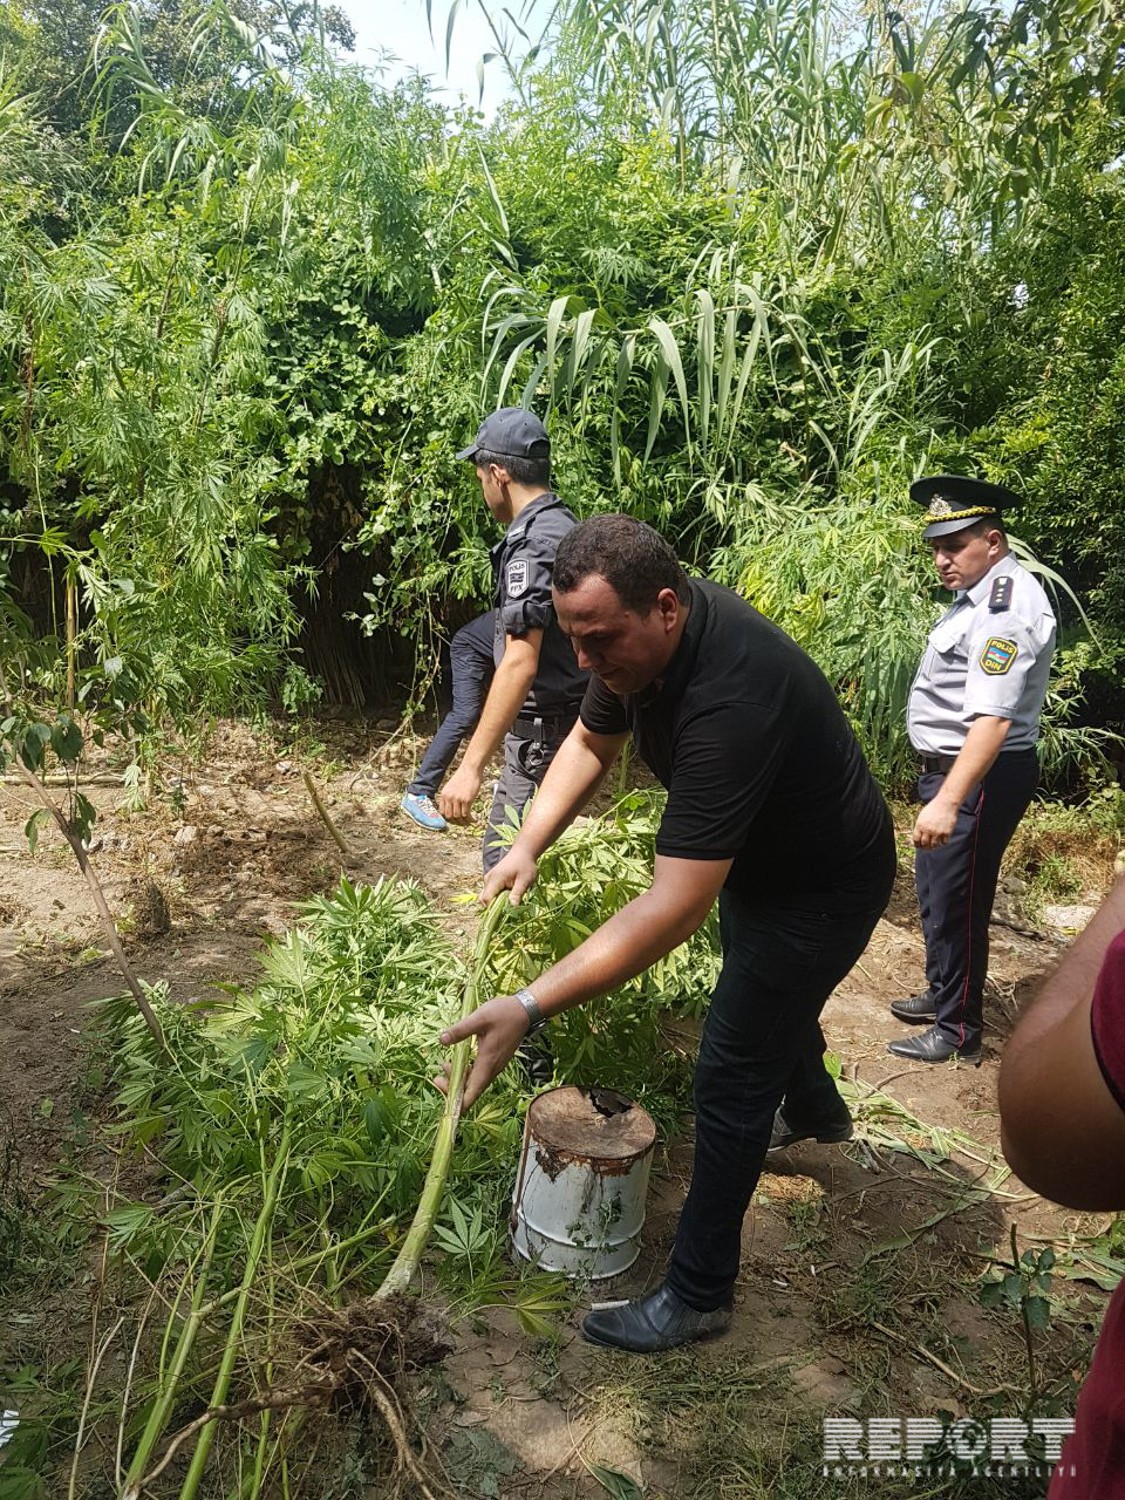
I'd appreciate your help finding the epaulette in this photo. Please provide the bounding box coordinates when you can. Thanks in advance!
[989,576,1013,613]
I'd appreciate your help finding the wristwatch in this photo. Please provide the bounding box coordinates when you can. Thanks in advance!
[513,987,549,1036]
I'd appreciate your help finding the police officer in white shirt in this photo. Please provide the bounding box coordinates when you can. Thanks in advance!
[888,476,1057,1064]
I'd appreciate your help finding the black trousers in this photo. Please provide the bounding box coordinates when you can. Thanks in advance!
[482,720,576,872]
[407,612,496,800]
[664,835,894,1312]
[915,748,1039,1051]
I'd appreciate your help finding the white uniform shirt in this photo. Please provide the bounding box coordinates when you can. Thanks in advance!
[907,555,1057,756]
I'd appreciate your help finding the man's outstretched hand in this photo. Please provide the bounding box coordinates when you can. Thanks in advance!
[434,994,530,1109]
[437,763,482,823]
[481,845,539,905]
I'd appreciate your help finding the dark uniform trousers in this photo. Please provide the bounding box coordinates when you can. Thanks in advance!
[665,848,894,1313]
[916,748,1039,1052]
[407,612,496,802]
[482,714,578,872]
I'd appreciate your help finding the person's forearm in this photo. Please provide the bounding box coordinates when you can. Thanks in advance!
[526,879,714,1017]
[999,873,1125,1208]
[510,729,621,857]
[939,716,1012,805]
[1005,874,1125,1056]
[458,653,537,774]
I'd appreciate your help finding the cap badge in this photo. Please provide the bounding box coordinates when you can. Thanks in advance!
[928,498,953,517]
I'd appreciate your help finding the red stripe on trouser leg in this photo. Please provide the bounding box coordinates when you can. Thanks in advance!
[954,785,984,1049]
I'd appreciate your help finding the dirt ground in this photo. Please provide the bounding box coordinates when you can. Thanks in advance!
[1,717,1120,1498]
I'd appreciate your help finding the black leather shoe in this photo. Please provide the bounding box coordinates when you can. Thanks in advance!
[767,1105,853,1152]
[581,1284,731,1353]
[887,1026,981,1066]
[890,991,937,1025]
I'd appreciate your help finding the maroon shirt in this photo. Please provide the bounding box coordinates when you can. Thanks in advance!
[1050,930,1125,1497]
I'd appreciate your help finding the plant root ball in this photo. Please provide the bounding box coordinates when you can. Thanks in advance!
[126,877,171,938]
[295,1292,454,1410]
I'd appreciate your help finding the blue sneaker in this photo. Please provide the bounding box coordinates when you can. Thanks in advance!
[400,792,448,832]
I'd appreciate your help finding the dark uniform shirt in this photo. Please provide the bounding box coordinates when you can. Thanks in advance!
[579,579,891,904]
[491,492,588,717]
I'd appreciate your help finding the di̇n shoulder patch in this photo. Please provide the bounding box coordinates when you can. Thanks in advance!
[980,637,1019,675]
[989,576,1014,612]
[506,558,529,598]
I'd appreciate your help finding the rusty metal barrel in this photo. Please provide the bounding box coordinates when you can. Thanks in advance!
[509,1085,657,1279]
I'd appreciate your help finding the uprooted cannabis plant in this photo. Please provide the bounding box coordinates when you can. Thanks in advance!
[81,876,541,1496]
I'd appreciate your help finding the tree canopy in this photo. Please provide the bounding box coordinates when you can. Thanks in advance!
[1,0,1123,785]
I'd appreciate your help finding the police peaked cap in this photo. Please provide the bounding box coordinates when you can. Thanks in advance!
[911,475,1021,540]
[456,407,551,463]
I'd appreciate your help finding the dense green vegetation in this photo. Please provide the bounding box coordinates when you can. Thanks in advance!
[0,0,1123,788]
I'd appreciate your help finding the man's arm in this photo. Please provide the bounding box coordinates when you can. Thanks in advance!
[999,877,1125,1210]
[913,715,1011,849]
[481,720,629,903]
[438,852,732,1107]
[437,630,541,822]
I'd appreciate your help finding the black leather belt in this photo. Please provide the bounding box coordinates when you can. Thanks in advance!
[512,713,579,744]
[921,754,959,774]
[922,749,1037,775]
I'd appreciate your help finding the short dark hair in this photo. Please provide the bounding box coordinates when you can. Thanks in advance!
[553,514,689,614]
[474,449,551,488]
[958,516,1007,541]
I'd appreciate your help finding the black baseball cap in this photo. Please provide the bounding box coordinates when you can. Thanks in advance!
[456,407,550,463]
[911,475,1020,539]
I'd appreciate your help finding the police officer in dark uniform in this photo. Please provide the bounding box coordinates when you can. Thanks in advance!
[436,409,588,869]
[435,515,896,1352]
[888,476,1057,1064]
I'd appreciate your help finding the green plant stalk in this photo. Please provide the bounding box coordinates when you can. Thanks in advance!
[122,1197,225,1494]
[191,1209,398,1326]
[302,769,352,860]
[154,1215,211,1389]
[318,1216,339,1297]
[260,1412,302,1500]
[376,895,510,1299]
[247,1173,281,1500]
[0,713,166,1053]
[251,1411,271,1498]
[177,1118,292,1500]
[1013,1223,1039,1415]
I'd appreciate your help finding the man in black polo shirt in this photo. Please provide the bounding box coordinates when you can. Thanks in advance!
[437,408,588,869]
[436,514,895,1352]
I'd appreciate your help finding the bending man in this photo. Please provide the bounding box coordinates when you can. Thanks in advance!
[436,516,895,1352]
